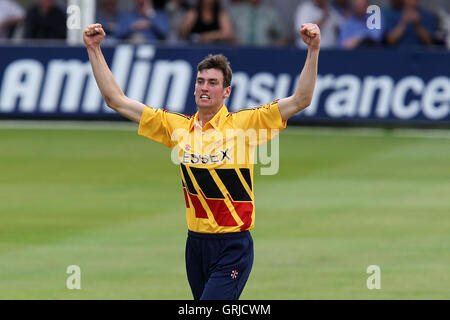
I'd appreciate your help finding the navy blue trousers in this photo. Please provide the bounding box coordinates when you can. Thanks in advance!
[185,230,254,300]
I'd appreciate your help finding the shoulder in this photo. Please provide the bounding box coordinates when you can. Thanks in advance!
[160,108,193,120]
[226,101,277,118]
[140,106,193,132]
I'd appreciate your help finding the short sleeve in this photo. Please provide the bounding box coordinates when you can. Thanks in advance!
[138,106,191,149]
[230,100,287,146]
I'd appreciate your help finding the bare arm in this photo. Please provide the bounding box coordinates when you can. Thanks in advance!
[385,20,407,45]
[386,9,433,46]
[84,24,145,123]
[278,23,320,121]
[179,9,197,39]
[413,22,433,45]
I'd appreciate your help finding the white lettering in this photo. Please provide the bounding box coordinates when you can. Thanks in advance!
[41,59,93,113]
[146,60,191,112]
[392,76,424,119]
[274,74,291,101]
[0,49,448,125]
[259,131,280,175]
[422,76,450,120]
[325,74,360,117]
[66,5,81,30]
[128,45,154,102]
[248,72,276,106]
[0,60,43,112]
[366,5,381,30]
[66,265,81,290]
[229,72,250,111]
[359,76,394,118]
[366,265,381,290]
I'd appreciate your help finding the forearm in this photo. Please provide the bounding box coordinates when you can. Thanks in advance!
[293,48,319,108]
[0,17,23,29]
[278,47,319,120]
[87,45,125,110]
[385,22,406,45]
[414,23,433,45]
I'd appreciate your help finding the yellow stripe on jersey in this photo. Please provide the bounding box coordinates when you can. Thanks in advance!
[138,101,287,233]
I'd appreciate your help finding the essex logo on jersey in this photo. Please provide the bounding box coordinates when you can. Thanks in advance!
[182,148,230,164]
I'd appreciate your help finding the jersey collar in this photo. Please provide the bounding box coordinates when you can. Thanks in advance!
[189,105,229,132]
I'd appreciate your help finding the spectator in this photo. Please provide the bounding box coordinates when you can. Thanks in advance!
[441,11,450,49]
[294,0,343,49]
[383,0,437,48]
[24,0,66,39]
[332,0,352,17]
[165,0,191,42]
[96,0,118,37]
[179,0,234,44]
[0,0,25,39]
[427,2,449,48]
[339,0,383,49]
[229,0,288,46]
[115,0,170,43]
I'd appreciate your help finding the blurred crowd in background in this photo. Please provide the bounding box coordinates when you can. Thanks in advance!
[0,0,449,49]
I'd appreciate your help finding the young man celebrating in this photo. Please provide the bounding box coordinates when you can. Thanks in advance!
[84,22,320,300]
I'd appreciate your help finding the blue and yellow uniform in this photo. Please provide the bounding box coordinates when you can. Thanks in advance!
[138,100,286,299]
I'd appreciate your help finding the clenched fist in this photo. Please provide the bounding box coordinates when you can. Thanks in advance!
[300,23,321,50]
[83,24,106,48]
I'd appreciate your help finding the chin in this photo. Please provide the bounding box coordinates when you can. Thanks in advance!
[197,101,212,108]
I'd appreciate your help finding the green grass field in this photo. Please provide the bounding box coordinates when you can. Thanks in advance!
[1,123,449,299]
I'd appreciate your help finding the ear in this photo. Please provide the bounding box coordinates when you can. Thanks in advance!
[223,86,231,99]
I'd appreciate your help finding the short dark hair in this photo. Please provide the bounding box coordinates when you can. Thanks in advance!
[197,54,232,88]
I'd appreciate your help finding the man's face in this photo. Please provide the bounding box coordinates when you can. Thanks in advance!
[194,69,231,110]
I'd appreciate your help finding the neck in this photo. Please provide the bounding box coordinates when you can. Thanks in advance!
[198,105,222,126]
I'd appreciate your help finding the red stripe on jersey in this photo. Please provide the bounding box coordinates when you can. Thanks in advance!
[199,190,238,227]
[227,194,253,231]
[161,108,192,119]
[183,187,190,208]
[188,193,208,218]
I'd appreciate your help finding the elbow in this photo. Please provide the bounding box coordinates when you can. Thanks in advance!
[104,94,124,112]
[103,95,117,110]
[302,98,313,110]
[294,96,312,111]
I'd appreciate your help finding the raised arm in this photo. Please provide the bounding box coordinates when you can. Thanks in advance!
[84,24,145,123]
[278,23,320,121]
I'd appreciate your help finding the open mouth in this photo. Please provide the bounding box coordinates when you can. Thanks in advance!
[200,94,211,100]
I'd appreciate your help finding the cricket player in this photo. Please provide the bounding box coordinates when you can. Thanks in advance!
[84,22,320,300]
